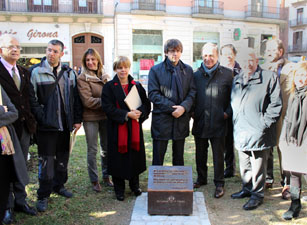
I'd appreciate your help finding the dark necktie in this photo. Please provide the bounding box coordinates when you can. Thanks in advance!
[12,67,20,90]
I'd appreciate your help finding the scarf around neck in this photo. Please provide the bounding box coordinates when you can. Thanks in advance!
[202,62,219,77]
[286,86,307,146]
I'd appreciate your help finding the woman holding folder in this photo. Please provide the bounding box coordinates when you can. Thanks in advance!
[101,56,151,201]
[279,61,307,220]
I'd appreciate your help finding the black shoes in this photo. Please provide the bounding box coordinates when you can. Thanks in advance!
[2,209,13,225]
[36,198,48,212]
[224,170,235,178]
[214,186,225,198]
[283,199,302,220]
[231,190,251,199]
[116,194,124,201]
[193,181,207,188]
[243,198,263,210]
[55,188,73,198]
[14,203,37,216]
[133,188,142,197]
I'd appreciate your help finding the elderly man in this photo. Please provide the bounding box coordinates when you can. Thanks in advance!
[262,39,294,199]
[148,39,196,166]
[231,48,282,210]
[0,35,37,224]
[192,43,233,198]
[30,39,82,212]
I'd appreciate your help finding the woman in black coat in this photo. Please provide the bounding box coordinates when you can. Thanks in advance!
[0,87,28,221]
[101,56,151,201]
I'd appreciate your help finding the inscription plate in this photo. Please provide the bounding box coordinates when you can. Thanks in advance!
[148,166,193,215]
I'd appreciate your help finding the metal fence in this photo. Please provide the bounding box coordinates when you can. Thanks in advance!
[131,0,166,11]
[0,0,100,14]
[192,0,224,15]
[245,5,288,20]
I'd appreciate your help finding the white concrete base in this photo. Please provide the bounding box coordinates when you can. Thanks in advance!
[130,192,211,225]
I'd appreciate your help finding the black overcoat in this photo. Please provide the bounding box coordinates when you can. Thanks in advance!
[192,64,233,138]
[101,75,151,179]
[0,61,36,139]
[148,58,196,140]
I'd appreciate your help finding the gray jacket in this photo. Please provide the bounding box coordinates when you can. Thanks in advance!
[0,88,29,186]
[231,66,282,151]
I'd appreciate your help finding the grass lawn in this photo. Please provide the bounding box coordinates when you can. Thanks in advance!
[14,130,306,225]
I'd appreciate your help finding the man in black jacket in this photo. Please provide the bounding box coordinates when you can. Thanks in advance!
[148,39,196,166]
[30,39,82,212]
[192,43,233,199]
[0,34,37,224]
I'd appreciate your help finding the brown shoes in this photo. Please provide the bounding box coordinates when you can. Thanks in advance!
[214,186,224,198]
[92,181,102,192]
[103,177,114,187]
[193,181,207,189]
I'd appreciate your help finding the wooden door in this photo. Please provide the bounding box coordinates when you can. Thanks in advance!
[72,33,104,69]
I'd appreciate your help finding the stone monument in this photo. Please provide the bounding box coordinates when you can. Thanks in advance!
[148,166,193,215]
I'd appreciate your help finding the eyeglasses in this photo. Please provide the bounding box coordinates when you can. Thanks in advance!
[1,45,22,50]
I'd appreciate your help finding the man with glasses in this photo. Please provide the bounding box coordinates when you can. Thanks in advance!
[148,39,196,166]
[0,34,37,224]
[30,39,82,212]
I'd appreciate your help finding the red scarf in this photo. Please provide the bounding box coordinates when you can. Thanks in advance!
[117,82,140,154]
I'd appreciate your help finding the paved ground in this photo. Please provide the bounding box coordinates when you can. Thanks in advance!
[130,192,211,225]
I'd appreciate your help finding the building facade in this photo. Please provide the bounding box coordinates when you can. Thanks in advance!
[0,0,288,76]
[288,0,307,62]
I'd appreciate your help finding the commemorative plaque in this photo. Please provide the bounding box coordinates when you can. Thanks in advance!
[148,166,193,215]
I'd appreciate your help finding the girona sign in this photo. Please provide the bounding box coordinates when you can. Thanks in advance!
[27,29,58,40]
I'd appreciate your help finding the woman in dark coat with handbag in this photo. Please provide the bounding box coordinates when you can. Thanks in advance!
[279,61,307,220]
[101,56,151,201]
[0,87,29,221]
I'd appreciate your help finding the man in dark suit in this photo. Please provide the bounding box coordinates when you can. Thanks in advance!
[0,34,37,224]
[192,43,233,198]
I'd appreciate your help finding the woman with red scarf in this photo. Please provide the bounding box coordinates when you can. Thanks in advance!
[101,56,151,201]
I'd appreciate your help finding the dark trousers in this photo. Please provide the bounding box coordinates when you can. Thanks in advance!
[224,118,235,175]
[0,155,15,221]
[238,149,269,200]
[266,146,290,186]
[112,176,139,195]
[7,126,30,208]
[37,130,70,200]
[195,137,225,187]
[152,139,185,166]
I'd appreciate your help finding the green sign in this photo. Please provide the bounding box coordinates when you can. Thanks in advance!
[233,28,241,41]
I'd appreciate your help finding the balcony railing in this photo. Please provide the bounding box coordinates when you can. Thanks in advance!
[131,0,166,11]
[0,0,101,14]
[288,44,307,53]
[245,5,288,20]
[290,18,307,27]
[192,1,224,15]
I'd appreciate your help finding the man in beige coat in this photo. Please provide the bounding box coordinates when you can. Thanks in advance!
[262,39,295,199]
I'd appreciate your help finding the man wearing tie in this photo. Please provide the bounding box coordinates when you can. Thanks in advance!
[0,35,37,224]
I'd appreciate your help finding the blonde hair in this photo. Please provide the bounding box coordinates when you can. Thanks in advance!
[290,61,307,94]
[81,48,104,77]
[113,56,131,71]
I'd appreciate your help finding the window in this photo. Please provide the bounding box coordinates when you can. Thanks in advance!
[91,36,102,43]
[293,31,303,47]
[132,29,163,87]
[74,36,85,43]
[297,8,303,25]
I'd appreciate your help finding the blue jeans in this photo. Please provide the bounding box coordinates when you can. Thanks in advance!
[83,120,108,183]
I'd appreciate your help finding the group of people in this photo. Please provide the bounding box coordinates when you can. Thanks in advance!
[0,33,305,225]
